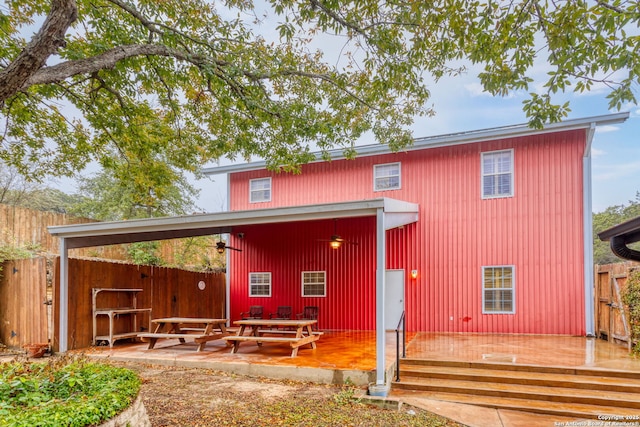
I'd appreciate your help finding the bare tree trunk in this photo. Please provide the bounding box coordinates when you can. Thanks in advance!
[0,0,77,106]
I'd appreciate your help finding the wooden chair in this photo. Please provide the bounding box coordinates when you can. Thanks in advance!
[240,305,263,320]
[296,306,319,329]
[269,306,292,320]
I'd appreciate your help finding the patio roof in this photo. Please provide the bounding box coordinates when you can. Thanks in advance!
[48,197,419,249]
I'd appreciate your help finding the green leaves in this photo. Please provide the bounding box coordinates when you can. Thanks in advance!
[0,0,638,182]
[622,269,640,356]
[0,357,140,427]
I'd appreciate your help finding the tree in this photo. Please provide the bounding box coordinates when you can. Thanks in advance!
[0,160,40,205]
[69,161,198,221]
[593,192,640,265]
[0,0,637,182]
[0,159,79,212]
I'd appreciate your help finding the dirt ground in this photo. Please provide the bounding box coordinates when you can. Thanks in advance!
[122,362,463,427]
[0,347,461,427]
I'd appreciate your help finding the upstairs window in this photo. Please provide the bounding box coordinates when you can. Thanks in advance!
[481,150,513,198]
[249,272,271,297]
[302,271,326,297]
[482,266,514,314]
[250,177,271,203]
[374,162,401,191]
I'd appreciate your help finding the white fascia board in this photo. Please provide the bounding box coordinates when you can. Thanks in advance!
[201,112,630,176]
[47,198,407,240]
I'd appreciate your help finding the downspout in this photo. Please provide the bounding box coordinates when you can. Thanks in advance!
[59,238,69,352]
[583,123,596,337]
[369,208,388,396]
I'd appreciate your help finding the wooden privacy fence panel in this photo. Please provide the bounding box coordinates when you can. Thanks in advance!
[0,203,224,267]
[595,262,640,349]
[149,267,226,320]
[0,204,127,260]
[52,258,226,351]
[0,258,49,347]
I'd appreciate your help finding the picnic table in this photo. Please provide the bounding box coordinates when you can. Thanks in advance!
[138,317,229,352]
[223,319,320,357]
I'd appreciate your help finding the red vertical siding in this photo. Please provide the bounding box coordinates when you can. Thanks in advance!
[229,218,378,330]
[228,130,587,335]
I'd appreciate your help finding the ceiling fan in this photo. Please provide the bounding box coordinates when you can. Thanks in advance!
[319,219,358,249]
[215,241,242,253]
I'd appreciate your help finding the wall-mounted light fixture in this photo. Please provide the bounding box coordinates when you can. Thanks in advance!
[411,270,418,280]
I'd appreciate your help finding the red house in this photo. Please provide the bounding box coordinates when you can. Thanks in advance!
[203,113,628,346]
[49,112,629,395]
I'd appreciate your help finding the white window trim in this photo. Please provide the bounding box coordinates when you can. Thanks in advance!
[249,272,272,297]
[481,149,514,199]
[373,162,401,192]
[249,177,272,203]
[482,265,515,314]
[301,271,327,297]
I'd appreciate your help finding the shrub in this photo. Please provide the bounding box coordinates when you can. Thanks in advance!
[622,269,640,356]
[0,356,140,427]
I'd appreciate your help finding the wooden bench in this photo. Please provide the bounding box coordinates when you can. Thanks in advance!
[138,331,228,352]
[223,333,319,357]
[257,329,324,336]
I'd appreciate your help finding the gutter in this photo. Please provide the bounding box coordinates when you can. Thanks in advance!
[610,235,640,261]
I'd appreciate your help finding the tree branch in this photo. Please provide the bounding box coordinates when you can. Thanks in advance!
[24,44,222,87]
[0,0,78,106]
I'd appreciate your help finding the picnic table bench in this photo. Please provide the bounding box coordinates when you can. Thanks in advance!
[138,317,229,352]
[224,319,319,357]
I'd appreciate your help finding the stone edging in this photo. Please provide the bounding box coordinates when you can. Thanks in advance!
[97,395,150,427]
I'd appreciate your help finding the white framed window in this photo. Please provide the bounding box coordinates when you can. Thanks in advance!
[481,150,513,198]
[374,162,401,191]
[302,271,326,297]
[250,177,271,203]
[249,272,271,297]
[482,266,515,314]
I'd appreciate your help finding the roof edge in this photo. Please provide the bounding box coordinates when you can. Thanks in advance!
[202,112,630,175]
[598,216,640,242]
[48,197,417,240]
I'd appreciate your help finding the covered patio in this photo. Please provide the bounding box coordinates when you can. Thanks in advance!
[49,197,419,395]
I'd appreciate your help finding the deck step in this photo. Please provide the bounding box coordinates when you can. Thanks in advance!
[396,390,640,419]
[398,364,640,394]
[392,359,640,419]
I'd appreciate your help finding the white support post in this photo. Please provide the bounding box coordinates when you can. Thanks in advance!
[59,238,69,352]
[583,124,596,336]
[369,208,389,396]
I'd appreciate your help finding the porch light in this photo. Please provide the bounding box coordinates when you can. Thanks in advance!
[411,270,418,280]
[329,239,342,249]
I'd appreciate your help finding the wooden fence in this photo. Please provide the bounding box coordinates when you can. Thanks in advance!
[0,203,224,268]
[0,257,225,351]
[0,203,127,259]
[595,262,640,349]
[0,258,50,348]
